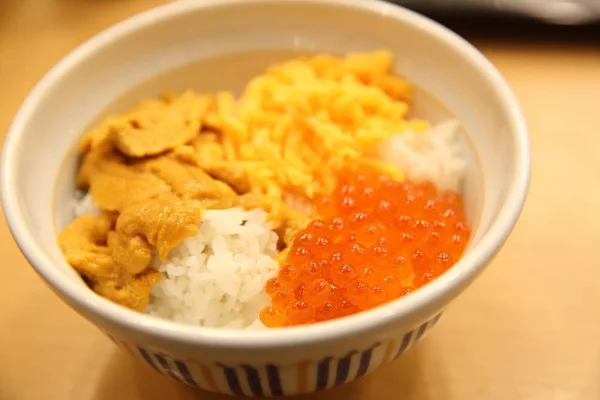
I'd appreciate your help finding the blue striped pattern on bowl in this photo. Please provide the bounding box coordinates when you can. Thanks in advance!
[108,313,441,396]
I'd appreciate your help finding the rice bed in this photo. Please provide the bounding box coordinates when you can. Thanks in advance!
[72,120,466,329]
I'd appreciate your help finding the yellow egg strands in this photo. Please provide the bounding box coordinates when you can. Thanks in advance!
[205,50,430,199]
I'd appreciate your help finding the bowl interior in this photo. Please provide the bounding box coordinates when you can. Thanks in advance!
[3,0,526,342]
[53,48,484,284]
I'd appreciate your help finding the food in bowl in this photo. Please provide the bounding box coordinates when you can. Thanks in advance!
[2,0,530,395]
[57,50,471,330]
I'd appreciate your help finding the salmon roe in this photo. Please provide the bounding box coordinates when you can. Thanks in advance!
[259,172,471,327]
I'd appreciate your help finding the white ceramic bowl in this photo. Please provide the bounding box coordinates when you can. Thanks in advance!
[1,0,530,396]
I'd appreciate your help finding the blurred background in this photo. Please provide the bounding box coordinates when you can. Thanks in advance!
[392,0,600,42]
[394,0,600,25]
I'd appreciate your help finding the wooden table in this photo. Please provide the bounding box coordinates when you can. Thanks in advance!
[1,1,598,399]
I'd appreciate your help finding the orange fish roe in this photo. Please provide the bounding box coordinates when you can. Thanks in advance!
[259,172,471,328]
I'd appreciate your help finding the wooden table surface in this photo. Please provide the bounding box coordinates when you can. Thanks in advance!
[1,1,599,399]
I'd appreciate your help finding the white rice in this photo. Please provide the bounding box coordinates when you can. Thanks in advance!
[283,192,314,215]
[71,119,466,329]
[145,208,279,329]
[380,120,467,192]
[73,190,99,216]
[73,199,279,329]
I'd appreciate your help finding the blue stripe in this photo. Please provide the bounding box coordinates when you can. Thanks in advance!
[316,357,333,391]
[175,360,199,387]
[242,365,264,396]
[355,348,373,378]
[154,353,182,382]
[266,364,284,396]
[415,321,429,342]
[334,352,355,386]
[222,366,245,396]
[394,330,414,359]
[137,347,160,372]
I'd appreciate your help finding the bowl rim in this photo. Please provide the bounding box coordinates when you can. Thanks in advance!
[1,0,530,349]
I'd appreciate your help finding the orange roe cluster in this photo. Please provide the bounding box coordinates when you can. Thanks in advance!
[259,172,471,328]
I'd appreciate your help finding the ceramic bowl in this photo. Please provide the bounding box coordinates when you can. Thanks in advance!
[0,0,530,396]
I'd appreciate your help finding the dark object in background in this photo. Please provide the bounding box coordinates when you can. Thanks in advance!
[388,0,600,44]
[389,0,600,25]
